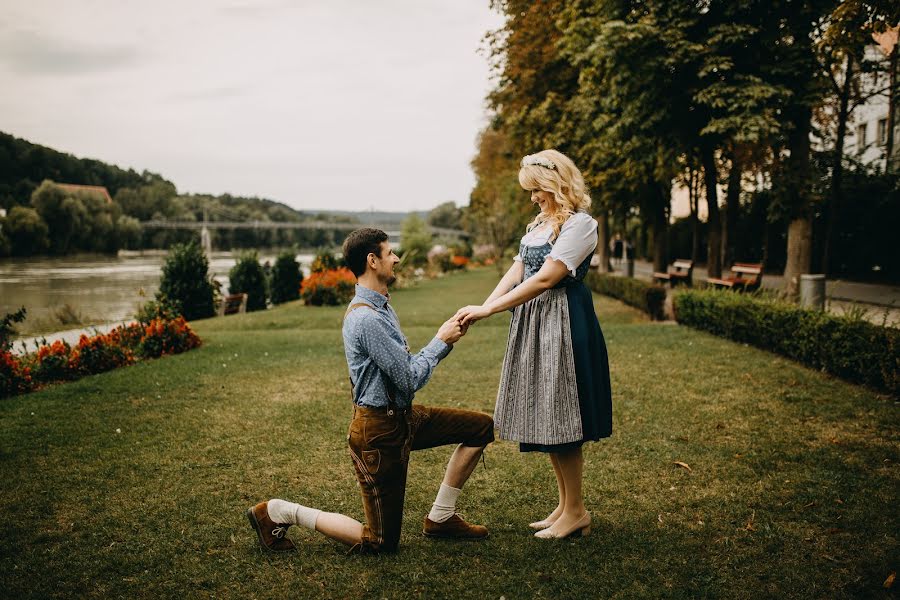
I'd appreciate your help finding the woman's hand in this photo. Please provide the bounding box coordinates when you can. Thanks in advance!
[454,304,492,327]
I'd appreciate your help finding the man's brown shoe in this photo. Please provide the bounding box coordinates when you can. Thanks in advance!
[423,514,488,539]
[247,501,296,552]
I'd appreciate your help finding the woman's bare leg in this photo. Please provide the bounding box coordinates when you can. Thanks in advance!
[544,447,588,534]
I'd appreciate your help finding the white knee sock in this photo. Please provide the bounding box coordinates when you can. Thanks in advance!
[267,498,321,530]
[428,484,461,523]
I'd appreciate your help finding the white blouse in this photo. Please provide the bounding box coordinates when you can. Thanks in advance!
[514,212,599,276]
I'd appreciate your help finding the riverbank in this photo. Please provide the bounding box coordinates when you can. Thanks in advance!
[1,268,895,598]
[1,250,314,337]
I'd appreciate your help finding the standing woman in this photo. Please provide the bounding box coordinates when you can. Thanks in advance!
[455,149,612,539]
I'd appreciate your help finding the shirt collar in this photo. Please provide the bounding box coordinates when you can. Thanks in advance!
[354,284,390,308]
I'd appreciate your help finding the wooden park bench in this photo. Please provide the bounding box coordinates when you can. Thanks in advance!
[707,263,763,292]
[653,259,694,287]
[218,293,248,316]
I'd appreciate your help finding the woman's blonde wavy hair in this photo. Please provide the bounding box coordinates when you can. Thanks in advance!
[518,149,591,239]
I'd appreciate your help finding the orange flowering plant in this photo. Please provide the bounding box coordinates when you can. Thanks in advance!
[137,316,201,359]
[33,340,76,383]
[300,267,356,306]
[1,350,33,397]
[69,332,135,375]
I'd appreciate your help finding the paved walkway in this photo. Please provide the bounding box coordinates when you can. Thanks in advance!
[10,321,128,356]
[629,259,900,326]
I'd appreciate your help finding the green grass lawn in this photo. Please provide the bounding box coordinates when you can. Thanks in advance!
[1,268,897,599]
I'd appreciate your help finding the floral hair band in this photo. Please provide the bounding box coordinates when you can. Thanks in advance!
[521,154,557,170]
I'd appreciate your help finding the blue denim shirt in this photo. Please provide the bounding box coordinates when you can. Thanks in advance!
[342,284,451,408]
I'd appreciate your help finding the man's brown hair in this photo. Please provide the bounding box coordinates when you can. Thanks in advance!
[342,228,389,277]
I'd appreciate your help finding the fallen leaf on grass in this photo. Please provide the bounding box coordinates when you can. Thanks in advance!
[674,461,692,472]
[884,572,895,589]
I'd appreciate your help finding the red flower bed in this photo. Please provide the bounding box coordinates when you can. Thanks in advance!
[33,340,76,382]
[1,317,202,399]
[1,351,33,397]
[300,267,356,306]
[138,316,201,358]
[69,333,135,375]
[450,255,470,268]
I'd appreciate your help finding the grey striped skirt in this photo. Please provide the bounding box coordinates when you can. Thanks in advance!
[494,287,583,445]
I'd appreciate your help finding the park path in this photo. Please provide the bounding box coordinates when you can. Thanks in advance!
[629,259,900,326]
[11,321,129,356]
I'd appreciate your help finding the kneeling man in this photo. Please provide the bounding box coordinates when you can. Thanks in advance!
[247,228,494,553]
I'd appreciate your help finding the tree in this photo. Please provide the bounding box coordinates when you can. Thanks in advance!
[400,214,432,266]
[5,206,48,256]
[466,127,533,268]
[270,251,302,305]
[816,1,900,274]
[158,241,215,321]
[228,251,268,311]
[30,181,83,254]
[116,215,142,250]
[427,201,463,230]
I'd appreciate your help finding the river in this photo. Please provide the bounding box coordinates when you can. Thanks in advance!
[0,251,315,337]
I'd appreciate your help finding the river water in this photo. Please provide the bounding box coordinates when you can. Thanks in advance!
[0,251,314,337]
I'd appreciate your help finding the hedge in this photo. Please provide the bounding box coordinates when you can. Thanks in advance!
[673,288,899,396]
[585,271,666,320]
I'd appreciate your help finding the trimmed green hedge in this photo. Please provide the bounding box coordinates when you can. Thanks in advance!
[585,271,667,320]
[674,288,899,395]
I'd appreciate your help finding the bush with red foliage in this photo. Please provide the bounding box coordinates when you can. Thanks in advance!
[137,316,201,359]
[300,267,356,306]
[1,351,33,398]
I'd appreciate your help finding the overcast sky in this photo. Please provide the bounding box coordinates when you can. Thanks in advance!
[0,1,504,212]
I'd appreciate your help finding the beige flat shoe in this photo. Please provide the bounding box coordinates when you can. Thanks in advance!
[534,512,591,539]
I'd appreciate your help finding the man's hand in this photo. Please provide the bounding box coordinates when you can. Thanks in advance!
[436,317,465,345]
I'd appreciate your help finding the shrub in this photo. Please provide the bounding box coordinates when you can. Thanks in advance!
[135,294,182,325]
[1,307,27,352]
[585,272,666,320]
[69,333,135,376]
[138,317,202,359]
[310,250,340,273]
[270,251,303,304]
[32,340,75,383]
[158,241,215,321]
[673,288,900,395]
[228,251,267,311]
[301,267,356,306]
[450,255,470,269]
[401,214,432,267]
[107,322,145,351]
[0,350,33,398]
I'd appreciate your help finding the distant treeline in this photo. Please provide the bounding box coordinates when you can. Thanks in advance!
[0,131,359,256]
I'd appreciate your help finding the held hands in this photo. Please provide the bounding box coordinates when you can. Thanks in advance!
[436,316,466,345]
[454,304,492,327]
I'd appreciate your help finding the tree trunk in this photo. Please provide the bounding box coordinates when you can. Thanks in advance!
[783,105,814,297]
[702,145,722,278]
[822,55,854,276]
[651,184,669,272]
[887,43,897,172]
[722,154,742,268]
[689,167,700,264]
[596,208,611,272]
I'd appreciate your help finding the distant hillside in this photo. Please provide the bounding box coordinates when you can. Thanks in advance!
[0,131,170,209]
